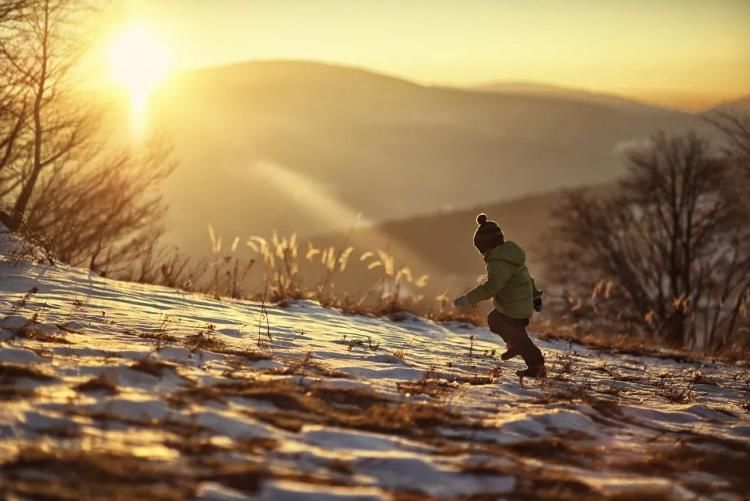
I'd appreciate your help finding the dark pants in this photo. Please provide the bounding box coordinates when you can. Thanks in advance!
[487,310,545,367]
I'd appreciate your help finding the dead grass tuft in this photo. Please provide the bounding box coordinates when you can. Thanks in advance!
[340,334,380,352]
[1,447,195,500]
[212,377,475,437]
[689,369,717,386]
[15,324,71,344]
[214,347,272,361]
[617,439,750,494]
[532,385,590,405]
[397,378,455,399]
[554,345,577,376]
[506,432,597,469]
[167,384,228,408]
[270,352,348,378]
[660,381,696,404]
[130,358,177,377]
[0,363,57,383]
[137,330,178,343]
[185,329,225,353]
[193,460,264,495]
[0,385,34,401]
[75,373,118,395]
[532,319,750,364]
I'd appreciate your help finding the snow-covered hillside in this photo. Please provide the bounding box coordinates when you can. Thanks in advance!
[1,245,749,499]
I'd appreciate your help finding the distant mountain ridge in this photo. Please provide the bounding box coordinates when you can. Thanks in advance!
[309,185,616,298]
[707,95,750,114]
[472,81,673,115]
[148,60,705,257]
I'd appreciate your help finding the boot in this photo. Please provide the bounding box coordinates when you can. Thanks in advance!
[500,349,518,361]
[516,364,546,379]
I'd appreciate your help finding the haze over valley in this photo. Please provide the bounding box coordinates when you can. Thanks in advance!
[148,60,710,259]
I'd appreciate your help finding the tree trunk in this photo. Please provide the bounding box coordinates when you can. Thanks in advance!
[8,0,47,231]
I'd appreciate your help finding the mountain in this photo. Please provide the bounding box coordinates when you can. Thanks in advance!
[149,61,702,257]
[310,185,614,299]
[706,95,750,114]
[472,81,669,115]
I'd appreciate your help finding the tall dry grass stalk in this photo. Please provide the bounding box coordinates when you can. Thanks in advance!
[125,226,482,322]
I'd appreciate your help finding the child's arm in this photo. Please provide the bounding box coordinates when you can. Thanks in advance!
[464,261,515,306]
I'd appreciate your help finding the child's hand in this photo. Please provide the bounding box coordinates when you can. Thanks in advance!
[453,295,470,307]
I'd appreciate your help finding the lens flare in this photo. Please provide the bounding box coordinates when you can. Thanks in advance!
[107,24,172,131]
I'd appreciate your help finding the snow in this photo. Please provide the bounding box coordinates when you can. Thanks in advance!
[1,237,749,499]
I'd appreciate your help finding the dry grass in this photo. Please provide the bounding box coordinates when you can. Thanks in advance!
[13,323,71,344]
[660,382,696,404]
[75,373,119,395]
[213,346,272,361]
[532,318,750,364]
[0,384,34,401]
[133,320,271,361]
[270,351,348,378]
[1,448,196,501]
[427,308,483,327]
[120,229,493,330]
[532,384,591,405]
[113,228,750,361]
[167,383,228,408]
[0,363,57,383]
[554,345,576,376]
[6,287,39,314]
[616,439,750,495]
[396,368,457,398]
[137,330,179,344]
[204,377,476,438]
[340,333,381,352]
[130,358,177,377]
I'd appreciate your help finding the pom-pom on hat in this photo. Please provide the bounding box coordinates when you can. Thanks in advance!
[473,213,504,254]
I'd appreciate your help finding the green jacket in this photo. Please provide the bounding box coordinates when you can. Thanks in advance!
[466,241,534,319]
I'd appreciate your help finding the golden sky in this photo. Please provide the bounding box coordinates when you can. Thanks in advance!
[111,0,750,110]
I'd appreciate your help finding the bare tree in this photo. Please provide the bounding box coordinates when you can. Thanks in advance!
[24,137,174,274]
[0,0,91,231]
[708,112,750,212]
[0,0,33,181]
[548,132,750,349]
[0,0,175,272]
[0,1,31,22]
[705,112,750,347]
[708,111,750,159]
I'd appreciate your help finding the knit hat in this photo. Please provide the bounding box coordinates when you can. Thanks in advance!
[473,213,504,254]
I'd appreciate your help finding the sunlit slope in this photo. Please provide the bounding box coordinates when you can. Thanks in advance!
[151,61,700,256]
[1,233,749,498]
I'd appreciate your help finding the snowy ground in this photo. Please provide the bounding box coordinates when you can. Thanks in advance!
[1,250,749,499]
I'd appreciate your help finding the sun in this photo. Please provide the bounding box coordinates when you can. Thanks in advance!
[107,24,172,118]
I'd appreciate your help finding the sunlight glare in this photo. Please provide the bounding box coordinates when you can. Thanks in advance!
[107,24,172,128]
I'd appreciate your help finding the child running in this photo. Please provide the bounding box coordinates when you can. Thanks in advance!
[453,213,546,378]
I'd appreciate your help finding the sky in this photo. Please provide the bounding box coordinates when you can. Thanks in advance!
[108,0,750,110]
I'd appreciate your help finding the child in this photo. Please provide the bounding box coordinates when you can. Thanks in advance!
[453,213,546,378]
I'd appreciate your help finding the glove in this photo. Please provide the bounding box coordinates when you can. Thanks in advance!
[453,295,470,308]
[533,290,543,312]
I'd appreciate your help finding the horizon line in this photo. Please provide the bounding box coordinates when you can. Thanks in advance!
[173,57,748,113]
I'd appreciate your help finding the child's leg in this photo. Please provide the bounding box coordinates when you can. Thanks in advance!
[488,311,544,367]
[512,320,545,368]
[487,310,515,351]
